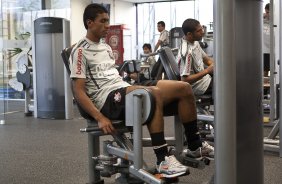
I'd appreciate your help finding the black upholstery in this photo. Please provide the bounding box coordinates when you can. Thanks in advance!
[60,47,73,75]
[150,59,163,80]
[196,94,213,106]
[158,46,180,80]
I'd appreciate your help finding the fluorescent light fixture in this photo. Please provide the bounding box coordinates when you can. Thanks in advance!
[3,7,23,10]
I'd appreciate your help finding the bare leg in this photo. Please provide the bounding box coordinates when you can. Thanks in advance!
[155,80,204,151]
[156,80,197,122]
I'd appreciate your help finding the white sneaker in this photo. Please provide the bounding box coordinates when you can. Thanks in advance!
[156,155,189,178]
[184,141,214,160]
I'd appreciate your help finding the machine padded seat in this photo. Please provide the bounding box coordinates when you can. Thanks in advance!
[196,94,213,106]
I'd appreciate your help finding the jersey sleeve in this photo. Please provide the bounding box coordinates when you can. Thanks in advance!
[200,46,207,58]
[70,47,87,79]
[197,42,207,58]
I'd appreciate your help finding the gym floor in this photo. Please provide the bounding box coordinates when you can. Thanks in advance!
[0,101,281,184]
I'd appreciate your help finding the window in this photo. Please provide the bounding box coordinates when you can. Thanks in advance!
[0,0,70,101]
[136,0,213,57]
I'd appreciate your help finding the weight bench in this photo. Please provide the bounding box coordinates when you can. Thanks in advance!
[61,47,210,184]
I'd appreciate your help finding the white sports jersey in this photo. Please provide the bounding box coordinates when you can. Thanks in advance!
[159,30,169,47]
[70,37,130,110]
[176,38,211,95]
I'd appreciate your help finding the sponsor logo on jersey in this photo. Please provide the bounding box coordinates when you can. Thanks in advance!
[114,92,122,103]
[76,48,83,75]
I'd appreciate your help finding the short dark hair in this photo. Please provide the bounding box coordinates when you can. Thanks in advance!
[83,3,108,29]
[265,3,269,10]
[142,43,152,50]
[182,18,200,35]
[157,21,165,27]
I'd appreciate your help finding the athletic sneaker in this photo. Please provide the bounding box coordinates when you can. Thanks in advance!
[183,141,214,160]
[157,155,189,178]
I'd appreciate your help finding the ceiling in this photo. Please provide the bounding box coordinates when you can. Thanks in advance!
[117,0,179,4]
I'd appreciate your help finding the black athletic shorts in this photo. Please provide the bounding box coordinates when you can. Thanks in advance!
[100,88,127,120]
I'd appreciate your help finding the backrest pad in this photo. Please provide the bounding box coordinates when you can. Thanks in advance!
[158,47,180,80]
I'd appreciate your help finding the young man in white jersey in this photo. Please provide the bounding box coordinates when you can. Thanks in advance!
[69,4,213,177]
[154,21,169,52]
[176,18,214,96]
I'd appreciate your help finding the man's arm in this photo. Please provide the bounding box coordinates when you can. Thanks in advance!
[72,78,115,134]
[154,40,162,52]
[181,56,214,84]
[154,30,169,52]
[203,55,214,67]
[129,73,138,80]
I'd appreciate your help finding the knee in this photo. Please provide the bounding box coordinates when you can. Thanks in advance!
[178,81,194,98]
[186,83,194,97]
[148,87,163,104]
[184,83,196,104]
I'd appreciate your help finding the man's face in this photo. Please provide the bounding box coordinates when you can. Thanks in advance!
[157,24,164,32]
[191,24,204,41]
[264,8,270,20]
[143,46,151,54]
[88,13,110,39]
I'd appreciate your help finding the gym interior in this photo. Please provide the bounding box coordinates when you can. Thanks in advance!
[0,0,282,183]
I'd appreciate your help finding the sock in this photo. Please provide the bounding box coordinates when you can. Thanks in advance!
[150,132,168,165]
[183,120,202,151]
